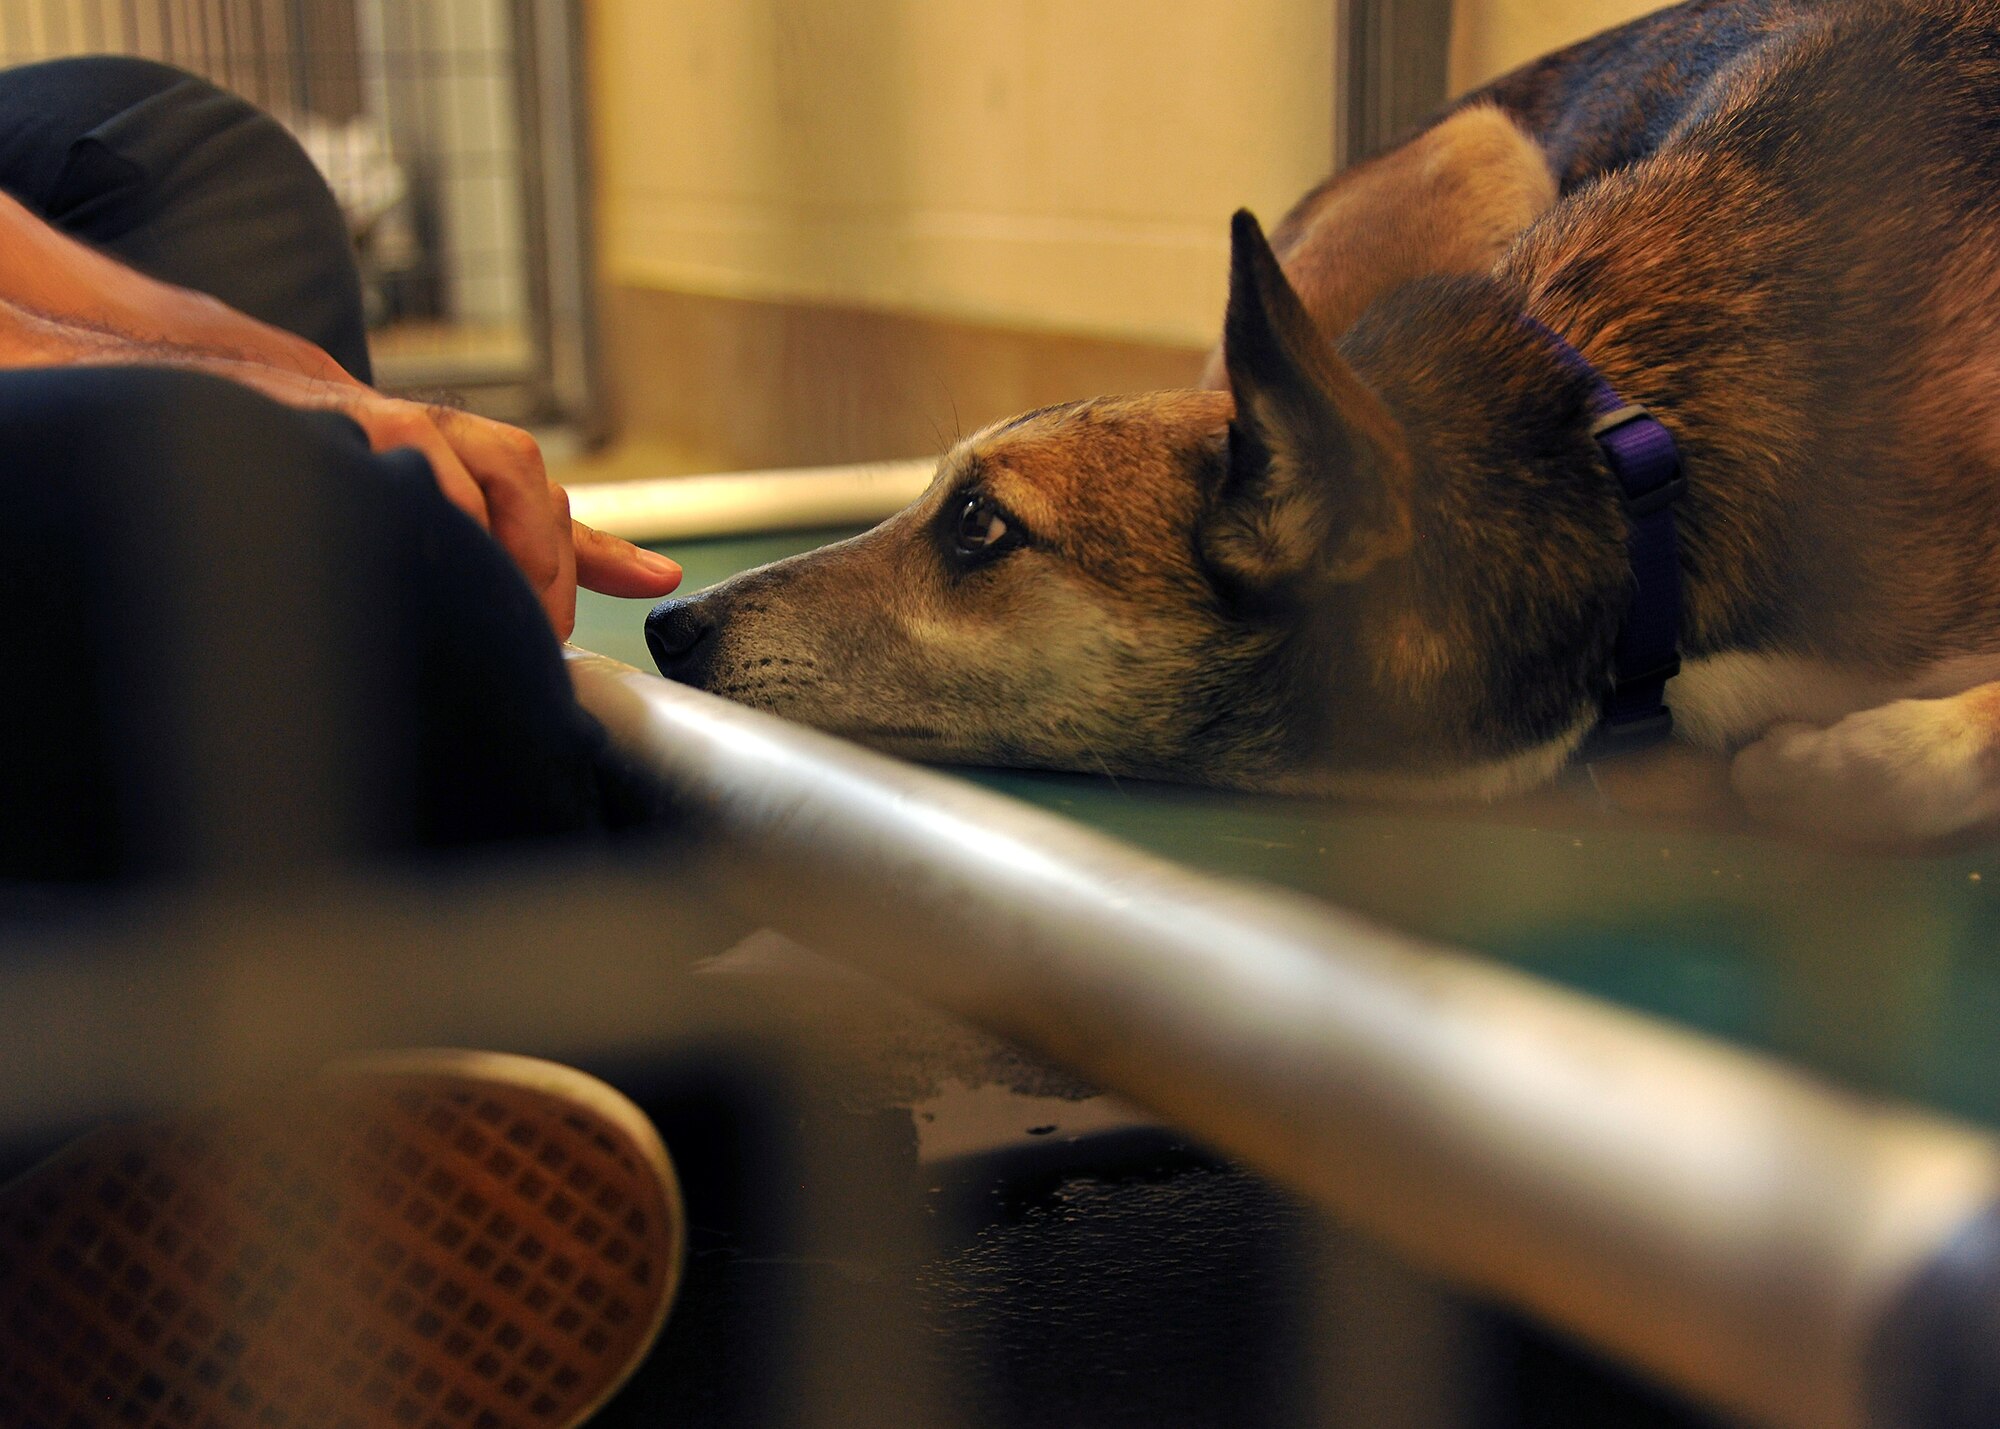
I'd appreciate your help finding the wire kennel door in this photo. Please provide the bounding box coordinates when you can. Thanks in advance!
[0,0,600,432]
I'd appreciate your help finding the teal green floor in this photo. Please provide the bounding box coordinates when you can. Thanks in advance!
[576,529,2000,1130]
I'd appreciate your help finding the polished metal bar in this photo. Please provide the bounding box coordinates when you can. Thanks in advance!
[570,648,2000,1429]
[566,458,935,545]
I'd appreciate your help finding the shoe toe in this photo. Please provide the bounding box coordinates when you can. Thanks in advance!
[0,1051,683,1429]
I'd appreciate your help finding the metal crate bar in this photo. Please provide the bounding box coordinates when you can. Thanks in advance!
[568,647,2000,1429]
[0,0,597,425]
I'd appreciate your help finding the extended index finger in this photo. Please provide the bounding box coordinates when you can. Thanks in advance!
[574,520,682,598]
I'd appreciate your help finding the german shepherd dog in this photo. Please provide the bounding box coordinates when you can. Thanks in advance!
[647,0,2000,845]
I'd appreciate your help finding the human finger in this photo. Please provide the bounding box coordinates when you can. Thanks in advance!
[573,521,683,598]
[548,481,579,639]
[360,402,490,530]
[429,407,562,602]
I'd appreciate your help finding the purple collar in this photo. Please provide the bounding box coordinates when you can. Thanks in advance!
[1526,319,1687,760]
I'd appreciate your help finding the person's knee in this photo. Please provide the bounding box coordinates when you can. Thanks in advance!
[5,54,198,113]
[0,56,202,212]
[128,63,318,180]
[79,58,329,206]
[8,55,338,238]
[29,55,274,136]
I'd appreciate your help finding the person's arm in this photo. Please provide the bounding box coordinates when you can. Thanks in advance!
[0,190,355,385]
[0,196,681,635]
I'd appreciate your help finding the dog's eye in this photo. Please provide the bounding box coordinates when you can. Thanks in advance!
[952,495,1018,558]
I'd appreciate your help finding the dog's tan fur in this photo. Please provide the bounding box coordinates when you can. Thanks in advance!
[650,0,2000,845]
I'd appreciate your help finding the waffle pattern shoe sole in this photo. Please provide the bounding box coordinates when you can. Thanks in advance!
[0,1050,685,1429]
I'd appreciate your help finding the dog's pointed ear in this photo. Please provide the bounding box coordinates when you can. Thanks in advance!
[1204,209,1412,598]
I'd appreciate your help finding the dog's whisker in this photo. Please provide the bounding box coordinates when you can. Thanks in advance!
[1056,714,1126,794]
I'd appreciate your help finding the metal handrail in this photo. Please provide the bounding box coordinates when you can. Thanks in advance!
[569,647,2000,1429]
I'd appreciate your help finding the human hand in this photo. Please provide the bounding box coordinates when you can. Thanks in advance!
[170,358,682,639]
[0,239,680,636]
[306,381,684,639]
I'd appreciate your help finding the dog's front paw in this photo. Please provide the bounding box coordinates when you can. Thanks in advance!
[1730,698,2000,844]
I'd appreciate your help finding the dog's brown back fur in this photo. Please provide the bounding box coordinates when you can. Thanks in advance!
[1498,0,2000,669]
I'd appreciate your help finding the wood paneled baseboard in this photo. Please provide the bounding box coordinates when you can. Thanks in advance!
[599,285,1211,473]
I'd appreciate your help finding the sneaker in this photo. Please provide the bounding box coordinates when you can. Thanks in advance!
[0,1049,685,1429]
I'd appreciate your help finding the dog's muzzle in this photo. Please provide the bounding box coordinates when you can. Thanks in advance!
[645,595,718,686]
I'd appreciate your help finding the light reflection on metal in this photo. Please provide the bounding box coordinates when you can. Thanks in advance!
[567,459,937,544]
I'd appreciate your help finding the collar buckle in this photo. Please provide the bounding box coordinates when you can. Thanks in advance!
[1589,402,1687,516]
[1587,403,1653,439]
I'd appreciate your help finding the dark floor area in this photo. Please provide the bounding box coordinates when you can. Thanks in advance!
[586,1042,1727,1429]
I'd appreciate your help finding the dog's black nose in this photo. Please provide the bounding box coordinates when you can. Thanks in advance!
[645,596,717,685]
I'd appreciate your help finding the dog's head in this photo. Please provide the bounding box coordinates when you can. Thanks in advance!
[645,385,1270,780]
[647,213,1614,795]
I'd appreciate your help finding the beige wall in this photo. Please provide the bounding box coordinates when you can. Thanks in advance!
[1449,0,1665,95]
[592,1,1335,349]
[589,0,1678,465]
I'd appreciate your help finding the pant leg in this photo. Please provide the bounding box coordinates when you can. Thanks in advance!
[0,366,627,886]
[0,56,371,381]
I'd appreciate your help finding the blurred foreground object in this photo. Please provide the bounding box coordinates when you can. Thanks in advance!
[571,648,2000,1429]
[0,1050,684,1429]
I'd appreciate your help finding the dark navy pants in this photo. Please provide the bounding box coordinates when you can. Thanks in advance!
[0,57,645,885]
